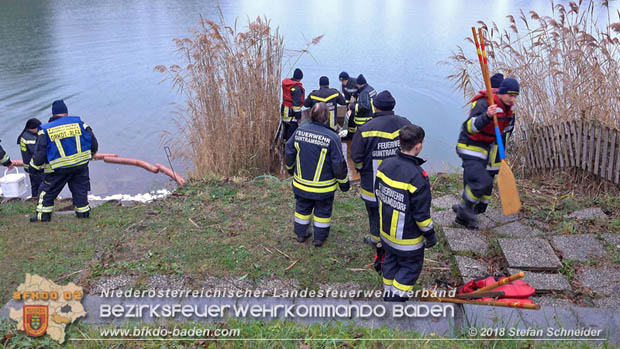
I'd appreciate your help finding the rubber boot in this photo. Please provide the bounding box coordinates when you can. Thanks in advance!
[29,212,51,222]
[452,202,478,230]
[76,211,90,219]
[474,202,488,214]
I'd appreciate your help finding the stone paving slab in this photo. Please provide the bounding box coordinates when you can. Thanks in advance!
[498,238,562,271]
[531,296,576,308]
[432,208,495,231]
[494,221,545,237]
[431,194,460,210]
[481,208,520,225]
[576,267,620,296]
[432,210,456,226]
[602,234,620,248]
[508,268,571,293]
[564,207,608,220]
[551,234,605,261]
[443,228,488,253]
[593,297,620,310]
[454,256,489,283]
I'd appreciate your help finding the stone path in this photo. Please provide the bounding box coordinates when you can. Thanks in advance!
[431,196,617,309]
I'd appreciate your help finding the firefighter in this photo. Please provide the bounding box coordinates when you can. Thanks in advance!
[346,74,376,137]
[350,90,411,247]
[303,76,346,132]
[452,78,519,229]
[17,118,44,197]
[0,141,14,170]
[29,100,98,222]
[339,71,358,105]
[375,124,436,302]
[285,102,350,247]
[280,68,305,143]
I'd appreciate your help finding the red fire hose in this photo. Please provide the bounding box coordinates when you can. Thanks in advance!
[10,153,185,186]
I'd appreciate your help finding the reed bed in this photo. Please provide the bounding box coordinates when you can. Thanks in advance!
[155,11,284,178]
[443,0,620,174]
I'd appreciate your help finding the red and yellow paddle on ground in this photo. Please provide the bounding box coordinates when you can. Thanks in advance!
[472,27,521,215]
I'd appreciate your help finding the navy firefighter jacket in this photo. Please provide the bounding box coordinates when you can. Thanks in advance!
[374,150,435,256]
[284,122,350,200]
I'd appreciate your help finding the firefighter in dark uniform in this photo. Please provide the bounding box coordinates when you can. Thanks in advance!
[0,141,14,170]
[347,74,376,137]
[339,71,358,105]
[17,118,44,197]
[280,68,305,143]
[374,124,437,302]
[452,78,519,229]
[351,90,412,247]
[29,100,98,222]
[303,76,346,132]
[285,102,350,247]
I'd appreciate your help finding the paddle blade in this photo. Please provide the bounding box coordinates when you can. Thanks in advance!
[498,160,521,215]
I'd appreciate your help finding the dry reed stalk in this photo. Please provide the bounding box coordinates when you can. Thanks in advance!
[442,1,620,178]
[155,9,285,178]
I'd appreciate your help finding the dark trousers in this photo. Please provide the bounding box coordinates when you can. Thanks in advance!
[382,248,424,298]
[36,165,91,219]
[294,195,334,242]
[282,121,298,143]
[365,200,380,242]
[29,172,44,197]
[461,158,497,213]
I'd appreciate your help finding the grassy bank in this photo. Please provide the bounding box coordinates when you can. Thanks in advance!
[0,171,618,347]
[1,172,618,305]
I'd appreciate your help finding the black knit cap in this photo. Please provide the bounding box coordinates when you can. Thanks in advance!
[52,100,68,115]
[373,90,396,111]
[339,71,349,80]
[498,78,520,95]
[356,74,367,85]
[490,73,504,88]
[293,68,303,80]
[319,76,329,86]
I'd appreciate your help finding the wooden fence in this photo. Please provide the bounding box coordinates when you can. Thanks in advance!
[524,120,620,184]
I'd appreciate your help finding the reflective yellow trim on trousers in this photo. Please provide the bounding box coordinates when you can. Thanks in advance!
[295,212,312,220]
[314,216,331,223]
[487,144,501,170]
[354,161,363,169]
[393,280,414,292]
[361,130,400,139]
[292,106,302,111]
[382,277,393,286]
[292,180,338,193]
[286,163,294,170]
[376,170,417,193]
[464,185,480,203]
[313,148,327,182]
[310,93,339,102]
[75,205,90,213]
[354,116,372,125]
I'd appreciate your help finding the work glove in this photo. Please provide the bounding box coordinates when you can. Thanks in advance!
[338,130,348,138]
[424,232,437,249]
